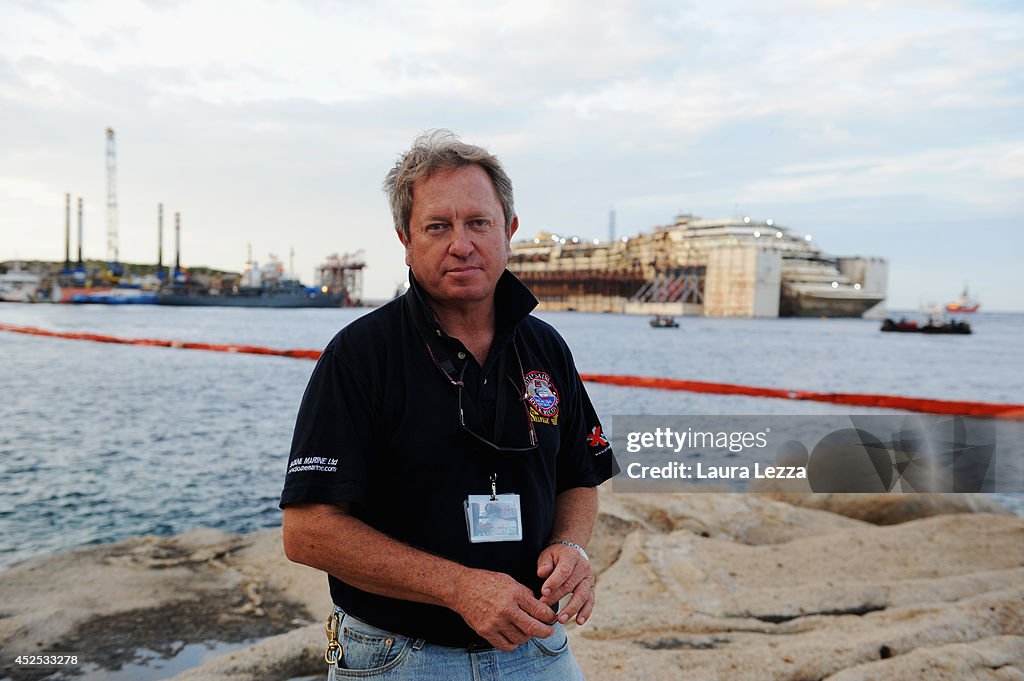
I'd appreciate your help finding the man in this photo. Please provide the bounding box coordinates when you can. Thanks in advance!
[281,130,615,680]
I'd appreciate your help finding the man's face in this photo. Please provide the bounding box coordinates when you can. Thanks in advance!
[400,164,518,308]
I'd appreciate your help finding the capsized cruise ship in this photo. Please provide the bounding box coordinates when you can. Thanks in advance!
[508,214,887,318]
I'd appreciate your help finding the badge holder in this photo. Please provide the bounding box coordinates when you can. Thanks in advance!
[465,473,522,543]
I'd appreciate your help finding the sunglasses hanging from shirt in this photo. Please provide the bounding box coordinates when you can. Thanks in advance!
[425,338,534,543]
[424,338,539,454]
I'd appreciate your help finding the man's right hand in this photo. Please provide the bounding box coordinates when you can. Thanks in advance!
[451,568,555,651]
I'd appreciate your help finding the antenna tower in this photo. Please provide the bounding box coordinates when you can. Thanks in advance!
[105,127,119,263]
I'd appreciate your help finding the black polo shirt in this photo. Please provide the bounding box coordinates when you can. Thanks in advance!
[280,270,615,646]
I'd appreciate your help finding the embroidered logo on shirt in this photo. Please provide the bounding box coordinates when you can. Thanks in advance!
[524,370,559,420]
[586,426,608,448]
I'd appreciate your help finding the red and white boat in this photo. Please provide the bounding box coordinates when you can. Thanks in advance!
[946,286,980,314]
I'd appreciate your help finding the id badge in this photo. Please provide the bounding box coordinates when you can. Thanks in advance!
[464,494,523,543]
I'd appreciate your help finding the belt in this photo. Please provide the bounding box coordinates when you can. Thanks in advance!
[337,609,494,653]
[463,640,494,653]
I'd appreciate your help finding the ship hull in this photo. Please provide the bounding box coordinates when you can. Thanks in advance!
[157,292,346,308]
[0,291,39,303]
[70,288,159,305]
[779,290,885,318]
[71,295,158,305]
[56,286,114,303]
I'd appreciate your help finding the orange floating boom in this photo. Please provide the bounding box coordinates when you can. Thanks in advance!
[578,373,1024,421]
[0,323,322,361]
[2,323,1021,420]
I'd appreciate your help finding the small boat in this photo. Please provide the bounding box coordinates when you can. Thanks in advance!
[649,314,679,328]
[881,317,971,335]
[946,286,980,313]
[0,264,42,303]
[880,318,919,332]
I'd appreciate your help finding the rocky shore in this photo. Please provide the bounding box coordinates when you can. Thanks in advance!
[1,489,1020,681]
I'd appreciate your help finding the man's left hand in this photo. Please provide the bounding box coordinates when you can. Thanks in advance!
[536,543,595,626]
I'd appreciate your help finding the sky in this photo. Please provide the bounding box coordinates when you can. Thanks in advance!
[1,0,1022,310]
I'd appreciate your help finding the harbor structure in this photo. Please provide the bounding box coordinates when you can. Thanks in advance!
[157,204,164,277]
[174,211,182,279]
[317,251,366,306]
[105,128,119,266]
[63,194,71,271]
[76,198,84,268]
[507,214,887,318]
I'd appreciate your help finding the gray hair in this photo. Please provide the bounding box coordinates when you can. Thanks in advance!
[383,129,515,241]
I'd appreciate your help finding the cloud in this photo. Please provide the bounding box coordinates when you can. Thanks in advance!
[1,0,1022,307]
[742,142,1024,208]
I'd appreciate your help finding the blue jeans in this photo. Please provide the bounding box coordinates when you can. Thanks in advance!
[326,606,586,680]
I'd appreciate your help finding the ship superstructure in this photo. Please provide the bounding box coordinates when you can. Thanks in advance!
[0,264,42,303]
[946,286,980,314]
[508,214,887,318]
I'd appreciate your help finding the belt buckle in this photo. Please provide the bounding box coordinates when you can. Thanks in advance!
[466,641,494,653]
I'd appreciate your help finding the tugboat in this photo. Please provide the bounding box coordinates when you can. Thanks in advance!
[649,314,679,328]
[946,286,980,313]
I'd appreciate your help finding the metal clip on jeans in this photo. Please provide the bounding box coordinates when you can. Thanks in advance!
[325,611,343,666]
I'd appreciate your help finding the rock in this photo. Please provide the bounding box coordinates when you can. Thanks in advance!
[750,490,1014,525]
[588,488,867,581]
[169,623,325,681]
[0,527,328,679]
[823,635,1024,681]
[572,510,1024,681]
[601,487,866,544]
[3,495,1021,681]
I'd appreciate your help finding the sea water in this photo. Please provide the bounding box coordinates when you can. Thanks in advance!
[1,304,1022,569]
